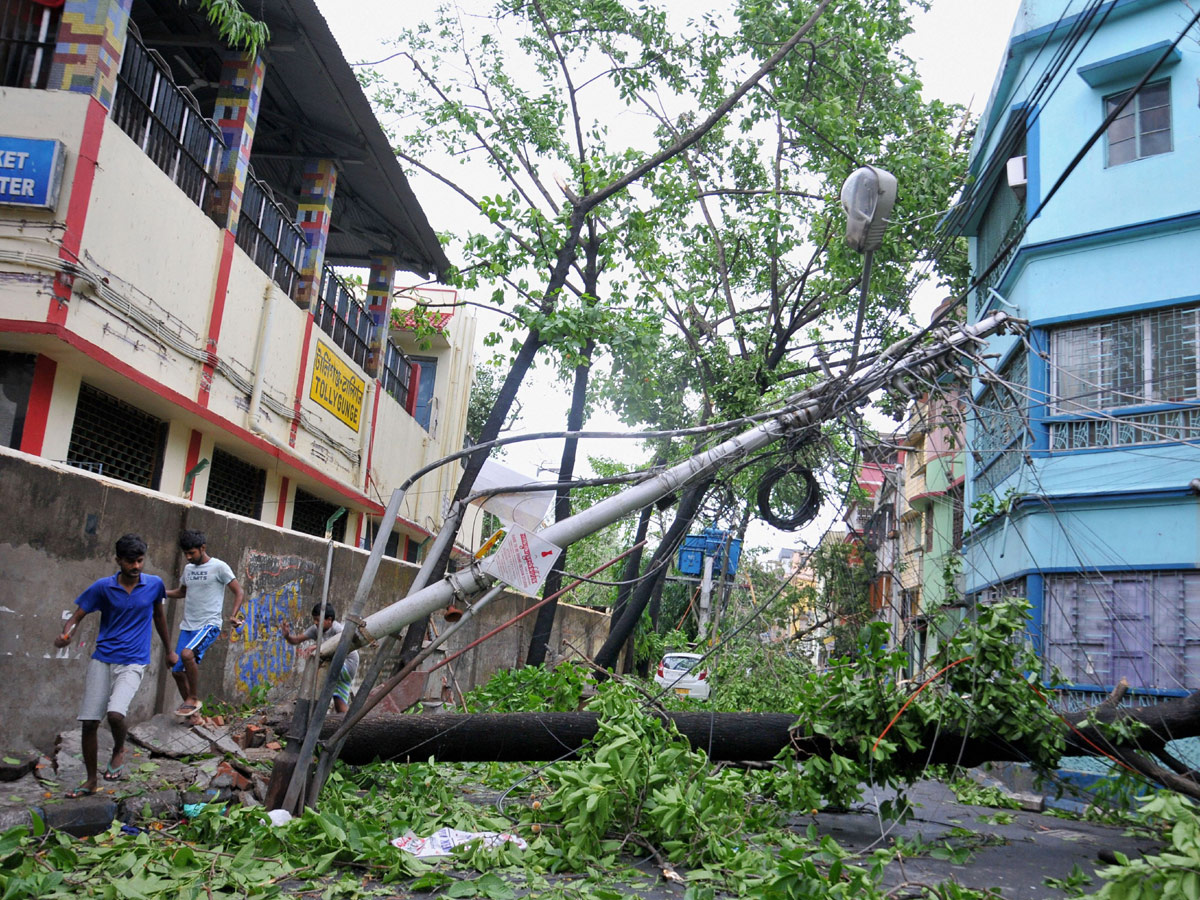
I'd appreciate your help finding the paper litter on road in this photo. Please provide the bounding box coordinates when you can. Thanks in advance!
[390,827,528,857]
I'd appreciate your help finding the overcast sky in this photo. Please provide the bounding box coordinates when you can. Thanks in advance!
[312,0,1024,550]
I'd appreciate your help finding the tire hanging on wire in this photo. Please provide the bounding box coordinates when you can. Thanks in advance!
[756,464,821,531]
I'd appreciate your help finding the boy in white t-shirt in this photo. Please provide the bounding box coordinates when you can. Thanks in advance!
[165,530,245,717]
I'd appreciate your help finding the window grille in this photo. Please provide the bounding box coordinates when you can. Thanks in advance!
[110,26,224,215]
[205,447,265,519]
[237,169,304,299]
[971,350,1026,494]
[0,0,58,88]
[314,266,372,371]
[1044,571,1200,691]
[381,338,412,405]
[290,487,347,542]
[1106,80,1171,166]
[66,383,165,489]
[1049,304,1200,449]
[974,576,1026,606]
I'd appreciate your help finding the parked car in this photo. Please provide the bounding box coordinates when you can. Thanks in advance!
[654,652,711,700]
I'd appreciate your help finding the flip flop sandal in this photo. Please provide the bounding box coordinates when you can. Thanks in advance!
[103,763,125,781]
[65,785,97,798]
[175,701,202,717]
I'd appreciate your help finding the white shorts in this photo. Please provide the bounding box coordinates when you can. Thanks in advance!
[77,658,146,721]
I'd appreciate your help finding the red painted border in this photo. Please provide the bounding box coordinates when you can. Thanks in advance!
[198,230,238,408]
[1,319,386,515]
[276,476,290,528]
[183,429,203,500]
[48,97,108,326]
[18,354,58,455]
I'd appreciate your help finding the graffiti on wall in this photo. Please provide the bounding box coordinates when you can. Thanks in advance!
[228,550,321,696]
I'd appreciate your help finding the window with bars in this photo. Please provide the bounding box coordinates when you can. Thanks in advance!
[290,487,347,542]
[1050,305,1200,450]
[0,0,60,89]
[205,447,265,520]
[971,350,1027,494]
[66,384,166,488]
[1044,571,1200,691]
[1106,80,1171,167]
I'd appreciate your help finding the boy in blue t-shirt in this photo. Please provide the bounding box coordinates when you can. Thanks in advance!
[54,534,175,798]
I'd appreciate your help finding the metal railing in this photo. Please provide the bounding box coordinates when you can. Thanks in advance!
[381,338,412,405]
[314,266,372,370]
[237,169,304,299]
[0,0,59,89]
[110,27,224,215]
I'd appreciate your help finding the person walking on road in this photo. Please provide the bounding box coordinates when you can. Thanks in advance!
[54,534,175,798]
[165,530,244,718]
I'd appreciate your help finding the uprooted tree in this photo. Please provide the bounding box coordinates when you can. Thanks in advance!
[317,598,1200,804]
[364,0,972,671]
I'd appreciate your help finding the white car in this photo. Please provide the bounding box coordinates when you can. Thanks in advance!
[654,652,712,700]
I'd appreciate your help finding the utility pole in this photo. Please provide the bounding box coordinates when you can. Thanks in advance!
[270,311,1022,811]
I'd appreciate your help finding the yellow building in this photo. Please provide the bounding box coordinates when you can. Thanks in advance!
[0,0,479,558]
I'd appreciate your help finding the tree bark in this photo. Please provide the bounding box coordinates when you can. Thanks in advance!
[316,691,1200,794]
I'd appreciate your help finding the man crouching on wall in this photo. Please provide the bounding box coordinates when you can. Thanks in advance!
[54,533,176,798]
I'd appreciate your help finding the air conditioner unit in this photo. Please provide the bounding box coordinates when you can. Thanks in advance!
[1006,155,1028,201]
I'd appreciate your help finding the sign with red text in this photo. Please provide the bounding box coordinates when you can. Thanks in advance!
[480,526,562,594]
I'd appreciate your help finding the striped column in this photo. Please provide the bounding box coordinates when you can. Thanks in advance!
[365,256,396,379]
[49,0,132,109]
[210,51,265,232]
[294,159,339,311]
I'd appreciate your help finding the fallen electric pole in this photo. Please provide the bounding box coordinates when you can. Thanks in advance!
[266,312,1022,811]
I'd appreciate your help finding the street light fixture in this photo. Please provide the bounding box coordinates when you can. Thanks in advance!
[840,165,897,370]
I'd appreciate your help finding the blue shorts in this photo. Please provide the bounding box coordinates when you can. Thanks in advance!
[172,625,221,673]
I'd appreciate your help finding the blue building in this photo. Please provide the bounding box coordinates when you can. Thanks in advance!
[951,0,1200,704]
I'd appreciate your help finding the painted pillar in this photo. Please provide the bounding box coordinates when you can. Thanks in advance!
[294,159,339,311]
[44,0,133,326]
[49,0,132,107]
[199,51,265,407]
[210,51,265,233]
[365,256,397,379]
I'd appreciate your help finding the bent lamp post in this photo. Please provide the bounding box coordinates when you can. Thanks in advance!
[840,165,897,369]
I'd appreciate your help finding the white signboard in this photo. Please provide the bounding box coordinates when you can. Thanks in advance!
[480,526,562,594]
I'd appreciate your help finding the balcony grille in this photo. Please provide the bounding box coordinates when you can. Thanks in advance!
[291,487,347,542]
[381,338,412,405]
[111,26,224,215]
[0,0,59,89]
[314,266,372,370]
[205,446,265,519]
[237,170,304,298]
[66,383,165,489]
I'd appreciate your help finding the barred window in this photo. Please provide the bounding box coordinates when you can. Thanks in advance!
[1050,305,1200,450]
[205,447,265,520]
[290,487,347,542]
[1045,572,1200,691]
[66,384,165,488]
[971,350,1027,494]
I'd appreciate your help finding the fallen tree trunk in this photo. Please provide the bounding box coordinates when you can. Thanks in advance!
[319,692,1200,798]
[329,712,800,764]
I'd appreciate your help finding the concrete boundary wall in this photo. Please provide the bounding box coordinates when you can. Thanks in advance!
[0,448,612,751]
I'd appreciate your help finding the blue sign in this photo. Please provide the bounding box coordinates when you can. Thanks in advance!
[0,136,66,210]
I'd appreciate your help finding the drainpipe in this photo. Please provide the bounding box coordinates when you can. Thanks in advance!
[359,381,375,491]
[247,283,276,432]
